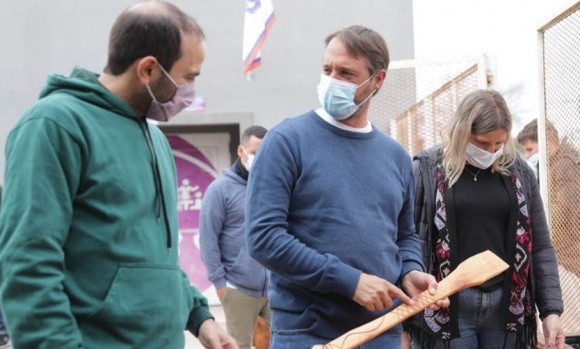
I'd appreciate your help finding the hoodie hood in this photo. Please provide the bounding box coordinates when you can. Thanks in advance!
[224,162,248,185]
[39,66,139,120]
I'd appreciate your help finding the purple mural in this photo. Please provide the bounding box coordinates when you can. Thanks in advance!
[167,135,217,292]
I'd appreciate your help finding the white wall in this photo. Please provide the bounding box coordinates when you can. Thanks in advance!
[0,0,415,184]
[413,0,578,134]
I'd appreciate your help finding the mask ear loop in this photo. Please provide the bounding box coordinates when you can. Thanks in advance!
[145,84,159,102]
[152,63,181,102]
[355,88,376,108]
[241,146,252,164]
[356,73,376,88]
[355,74,377,107]
[157,63,179,87]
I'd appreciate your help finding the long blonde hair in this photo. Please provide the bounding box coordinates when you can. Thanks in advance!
[442,89,517,187]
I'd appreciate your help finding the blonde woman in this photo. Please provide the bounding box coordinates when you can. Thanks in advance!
[406,89,565,348]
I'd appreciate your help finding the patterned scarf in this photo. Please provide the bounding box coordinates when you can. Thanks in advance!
[419,163,534,341]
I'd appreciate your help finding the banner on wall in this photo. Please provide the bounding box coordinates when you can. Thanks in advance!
[167,135,220,294]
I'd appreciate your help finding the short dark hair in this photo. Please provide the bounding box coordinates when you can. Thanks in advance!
[517,119,538,145]
[517,118,560,146]
[324,25,390,75]
[104,1,205,75]
[241,126,267,145]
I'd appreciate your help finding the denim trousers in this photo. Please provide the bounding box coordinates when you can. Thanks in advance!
[270,328,402,349]
[412,287,517,349]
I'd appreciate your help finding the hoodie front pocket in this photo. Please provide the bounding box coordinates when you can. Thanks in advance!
[82,264,191,348]
[229,246,267,291]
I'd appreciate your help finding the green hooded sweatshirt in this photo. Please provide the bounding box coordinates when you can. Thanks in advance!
[0,67,213,349]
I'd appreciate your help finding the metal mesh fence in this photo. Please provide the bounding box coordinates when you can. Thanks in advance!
[368,57,485,155]
[539,2,580,336]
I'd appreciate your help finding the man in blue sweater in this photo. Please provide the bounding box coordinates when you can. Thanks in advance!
[245,26,449,348]
[200,126,270,349]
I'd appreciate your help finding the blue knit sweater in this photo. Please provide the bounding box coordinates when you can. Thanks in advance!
[245,110,424,340]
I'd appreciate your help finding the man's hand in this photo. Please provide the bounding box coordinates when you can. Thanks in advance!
[401,270,449,310]
[197,319,238,349]
[353,273,414,311]
[542,314,565,349]
[216,286,227,302]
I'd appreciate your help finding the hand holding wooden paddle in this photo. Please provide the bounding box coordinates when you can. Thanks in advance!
[312,250,509,349]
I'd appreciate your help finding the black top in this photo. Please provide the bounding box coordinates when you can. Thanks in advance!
[454,164,510,290]
[413,147,563,327]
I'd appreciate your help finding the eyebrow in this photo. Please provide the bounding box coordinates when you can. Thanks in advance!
[185,71,201,79]
[340,67,356,75]
[322,63,357,75]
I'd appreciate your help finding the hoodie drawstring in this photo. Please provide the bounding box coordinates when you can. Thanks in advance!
[139,121,172,249]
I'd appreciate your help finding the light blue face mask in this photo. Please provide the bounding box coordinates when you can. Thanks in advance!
[317,74,375,120]
[527,152,539,168]
[527,152,539,177]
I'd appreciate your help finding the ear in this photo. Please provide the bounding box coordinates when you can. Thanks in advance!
[237,144,245,160]
[372,69,387,91]
[135,56,158,86]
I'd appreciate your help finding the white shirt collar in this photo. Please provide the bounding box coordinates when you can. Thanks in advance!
[314,108,372,133]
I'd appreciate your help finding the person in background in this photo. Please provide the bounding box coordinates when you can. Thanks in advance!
[517,119,540,159]
[0,1,236,348]
[518,118,580,339]
[517,118,540,177]
[516,118,580,276]
[245,25,448,349]
[200,125,271,349]
[407,89,564,348]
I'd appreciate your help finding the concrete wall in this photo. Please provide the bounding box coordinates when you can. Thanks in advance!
[0,0,415,183]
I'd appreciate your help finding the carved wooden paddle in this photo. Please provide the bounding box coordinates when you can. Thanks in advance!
[311,250,509,349]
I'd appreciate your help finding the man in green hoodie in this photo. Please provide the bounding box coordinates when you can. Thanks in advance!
[0,1,237,348]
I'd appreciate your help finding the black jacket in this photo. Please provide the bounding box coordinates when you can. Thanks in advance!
[413,147,563,319]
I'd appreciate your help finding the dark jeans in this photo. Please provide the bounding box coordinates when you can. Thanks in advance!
[412,287,518,349]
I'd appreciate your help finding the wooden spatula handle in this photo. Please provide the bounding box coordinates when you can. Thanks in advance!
[311,250,509,349]
[311,282,454,349]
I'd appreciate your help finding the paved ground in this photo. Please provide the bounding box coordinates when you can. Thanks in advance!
[184,305,226,349]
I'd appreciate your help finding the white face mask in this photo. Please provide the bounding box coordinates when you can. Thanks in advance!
[466,142,504,169]
[242,147,255,172]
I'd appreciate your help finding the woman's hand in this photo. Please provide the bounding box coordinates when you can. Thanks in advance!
[542,314,565,349]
